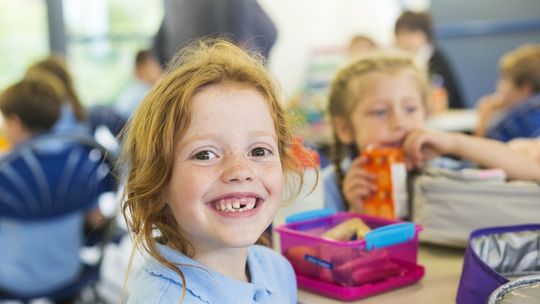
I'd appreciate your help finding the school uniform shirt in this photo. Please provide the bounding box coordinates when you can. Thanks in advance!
[54,104,90,136]
[0,213,84,295]
[127,243,297,304]
[485,93,540,142]
[0,132,88,295]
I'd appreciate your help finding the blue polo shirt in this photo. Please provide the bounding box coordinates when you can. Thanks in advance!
[486,93,540,142]
[128,244,297,304]
[0,213,83,295]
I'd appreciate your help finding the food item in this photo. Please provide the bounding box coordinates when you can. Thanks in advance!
[284,246,320,278]
[322,218,371,241]
[361,147,408,219]
[332,249,400,286]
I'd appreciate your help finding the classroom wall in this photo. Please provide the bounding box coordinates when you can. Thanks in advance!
[431,0,540,107]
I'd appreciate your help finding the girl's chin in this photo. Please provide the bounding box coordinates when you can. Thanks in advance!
[222,235,262,249]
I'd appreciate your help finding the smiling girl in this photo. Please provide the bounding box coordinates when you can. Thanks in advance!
[122,39,303,303]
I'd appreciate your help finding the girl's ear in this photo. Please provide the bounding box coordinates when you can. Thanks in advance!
[332,117,354,145]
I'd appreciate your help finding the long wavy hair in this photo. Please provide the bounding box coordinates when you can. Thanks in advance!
[121,38,303,302]
[26,54,86,121]
[327,50,428,210]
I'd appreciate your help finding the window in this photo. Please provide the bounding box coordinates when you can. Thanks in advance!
[63,0,162,105]
[0,0,48,91]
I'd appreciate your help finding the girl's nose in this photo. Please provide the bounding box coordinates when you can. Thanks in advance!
[221,155,254,183]
[390,112,406,129]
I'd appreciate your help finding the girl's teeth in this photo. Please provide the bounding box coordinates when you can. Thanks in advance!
[214,198,257,212]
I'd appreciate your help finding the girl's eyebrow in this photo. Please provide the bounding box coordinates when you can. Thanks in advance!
[179,131,277,148]
[248,130,278,141]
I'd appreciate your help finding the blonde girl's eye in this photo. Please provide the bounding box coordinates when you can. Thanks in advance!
[193,150,218,160]
[249,146,273,157]
[405,105,419,114]
[369,109,388,117]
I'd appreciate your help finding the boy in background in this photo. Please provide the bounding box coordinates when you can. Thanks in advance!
[0,73,61,146]
[114,49,163,120]
[474,44,540,141]
[0,73,68,297]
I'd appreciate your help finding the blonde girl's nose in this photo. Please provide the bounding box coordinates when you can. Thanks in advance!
[390,111,406,129]
[221,155,254,183]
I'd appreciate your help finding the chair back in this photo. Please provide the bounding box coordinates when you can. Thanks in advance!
[0,133,118,301]
[0,133,117,220]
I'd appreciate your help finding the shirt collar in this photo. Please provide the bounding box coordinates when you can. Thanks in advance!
[143,244,274,302]
[247,245,275,294]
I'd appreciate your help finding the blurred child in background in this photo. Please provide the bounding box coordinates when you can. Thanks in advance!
[114,49,163,120]
[474,44,540,141]
[26,55,89,135]
[0,74,69,297]
[323,50,540,213]
[0,72,61,146]
[347,34,377,58]
[122,39,303,303]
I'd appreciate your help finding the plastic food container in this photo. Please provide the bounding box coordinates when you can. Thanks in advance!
[275,212,424,301]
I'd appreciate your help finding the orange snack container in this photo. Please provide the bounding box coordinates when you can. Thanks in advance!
[361,147,408,220]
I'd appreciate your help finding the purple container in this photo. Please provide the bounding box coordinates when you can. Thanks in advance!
[456,224,540,304]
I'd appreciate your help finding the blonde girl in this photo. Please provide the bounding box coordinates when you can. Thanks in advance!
[323,50,540,214]
[323,50,428,213]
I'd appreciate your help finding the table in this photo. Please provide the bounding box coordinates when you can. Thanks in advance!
[297,244,466,304]
[426,109,478,133]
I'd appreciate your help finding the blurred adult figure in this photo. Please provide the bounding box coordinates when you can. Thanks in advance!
[395,10,465,111]
[152,0,277,65]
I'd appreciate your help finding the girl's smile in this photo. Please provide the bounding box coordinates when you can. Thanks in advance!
[208,192,264,216]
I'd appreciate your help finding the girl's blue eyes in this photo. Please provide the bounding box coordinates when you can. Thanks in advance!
[192,147,272,160]
[406,106,418,113]
[368,106,418,117]
[370,109,387,117]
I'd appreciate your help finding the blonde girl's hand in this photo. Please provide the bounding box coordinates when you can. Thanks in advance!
[403,129,456,169]
[341,155,376,212]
